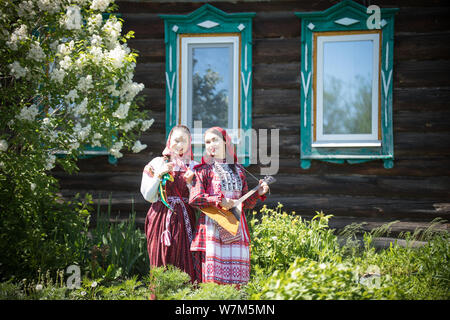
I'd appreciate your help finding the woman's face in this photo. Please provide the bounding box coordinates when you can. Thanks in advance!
[204,131,225,159]
[169,129,189,156]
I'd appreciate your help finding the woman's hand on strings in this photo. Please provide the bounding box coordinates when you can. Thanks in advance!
[220,197,236,210]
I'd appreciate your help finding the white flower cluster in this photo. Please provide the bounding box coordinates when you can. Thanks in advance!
[91,133,102,147]
[74,123,91,142]
[27,41,45,62]
[90,0,111,12]
[107,45,128,69]
[109,141,123,158]
[7,25,28,50]
[112,102,130,119]
[45,154,56,170]
[132,140,147,153]
[141,119,154,132]
[87,14,103,33]
[64,6,82,30]
[50,68,66,84]
[9,61,29,78]
[65,89,79,104]
[73,97,89,116]
[0,140,8,152]
[77,75,93,92]
[17,105,39,122]
[37,0,60,14]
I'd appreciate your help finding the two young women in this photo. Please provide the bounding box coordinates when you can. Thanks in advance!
[140,125,269,285]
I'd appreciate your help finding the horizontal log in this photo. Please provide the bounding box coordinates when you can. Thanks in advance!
[395,32,450,62]
[394,87,450,111]
[257,157,450,177]
[59,188,450,221]
[128,39,165,63]
[395,60,450,88]
[54,171,450,200]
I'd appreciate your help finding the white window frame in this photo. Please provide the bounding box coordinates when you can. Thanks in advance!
[313,32,381,148]
[179,35,240,145]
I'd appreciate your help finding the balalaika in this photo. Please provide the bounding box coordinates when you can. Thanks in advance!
[200,175,276,235]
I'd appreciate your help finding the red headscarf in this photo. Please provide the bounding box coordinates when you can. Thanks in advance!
[163,125,193,170]
[197,126,238,167]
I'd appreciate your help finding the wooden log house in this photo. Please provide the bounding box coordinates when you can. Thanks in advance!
[53,0,450,234]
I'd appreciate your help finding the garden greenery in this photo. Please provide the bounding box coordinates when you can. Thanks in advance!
[0,0,153,280]
[1,203,448,300]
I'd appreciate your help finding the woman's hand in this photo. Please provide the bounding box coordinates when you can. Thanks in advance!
[257,179,269,196]
[183,169,194,184]
[156,161,173,179]
[220,197,235,210]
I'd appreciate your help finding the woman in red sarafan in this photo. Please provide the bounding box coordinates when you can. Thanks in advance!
[140,125,200,283]
[189,127,269,286]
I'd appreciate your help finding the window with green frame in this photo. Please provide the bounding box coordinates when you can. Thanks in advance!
[295,0,398,169]
[160,4,255,166]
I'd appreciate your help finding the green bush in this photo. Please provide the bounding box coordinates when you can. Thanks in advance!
[253,257,396,300]
[249,203,340,274]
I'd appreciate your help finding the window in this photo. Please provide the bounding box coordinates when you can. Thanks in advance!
[160,4,255,165]
[296,0,398,169]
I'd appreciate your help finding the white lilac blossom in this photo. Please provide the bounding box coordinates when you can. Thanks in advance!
[64,6,82,30]
[112,102,130,119]
[90,0,111,11]
[65,89,79,104]
[9,61,28,78]
[37,0,60,14]
[27,41,45,62]
[109,141,123,158]
[87,14,103,32]
[74,98,88,116]
[77,75,93,92]
[91,133,102,147]
[17,105,39,122]
[141,119,154,132]
[120,120,136,132]
[0,140,8,152]
[7,25,28,50]
[50,68,65,84]
[45,154,56,170]
[107,45,126,69]
[132,140,147,153]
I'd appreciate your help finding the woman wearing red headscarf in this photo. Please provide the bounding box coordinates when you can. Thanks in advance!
[140,125,200,282]
[189,127,269,286]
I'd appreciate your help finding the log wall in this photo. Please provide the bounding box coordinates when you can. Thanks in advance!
[54,0,450,230]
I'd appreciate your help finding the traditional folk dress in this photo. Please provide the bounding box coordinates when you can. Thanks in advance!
[189,127,266,286]
[140,129,200,283]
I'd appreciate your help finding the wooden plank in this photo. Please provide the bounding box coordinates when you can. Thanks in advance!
[261,158,450,177]
[395,32,450,62]
[253,62,300,89]
[128,39,165,63]
[254,38,300,63]
[133,62,165,88]
[58,188,450,221]
[393,109,450,132]
[394,87,450,111]
[121,13,164,39]
[55,172,450,199]
[253,88,300,114]
[256,194,450,220]
[395,60,450,88]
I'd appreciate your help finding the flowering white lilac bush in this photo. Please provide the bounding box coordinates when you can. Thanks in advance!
[0,0,153,279]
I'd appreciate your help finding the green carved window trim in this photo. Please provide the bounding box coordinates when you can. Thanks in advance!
[295,0,399,169]
[160,4,255,166]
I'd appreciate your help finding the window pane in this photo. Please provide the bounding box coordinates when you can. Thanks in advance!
[322,40,373,135]
[191,45,231,129]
